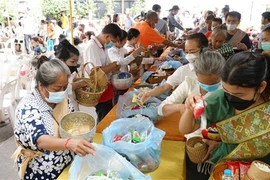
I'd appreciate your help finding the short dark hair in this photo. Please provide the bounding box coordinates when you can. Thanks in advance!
[85,31,95,39]
[79,24,85,29]
[73,37,81,46]
[102,23,122,39]
[225,11,241,21]
[113,14,119,23]
[206,15,215,20]
[152,4,161,12]
[213,18,223,24]
[262,12,270,22]
[187,33,209,48]
[171,5,179,11]
[127,28,140,40]
[162,17,168,21]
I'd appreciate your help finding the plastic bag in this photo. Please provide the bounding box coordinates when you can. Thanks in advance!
[117,91,162,123]
[159,60,182,69]
[102,118,166,173]
[69,143,151,180]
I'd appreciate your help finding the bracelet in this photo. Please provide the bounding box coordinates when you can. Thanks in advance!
[64,137,72,150]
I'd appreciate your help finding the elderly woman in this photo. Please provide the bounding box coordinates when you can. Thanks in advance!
[13,59,96,179]
[210,25,235,60]
[158,50,225,117]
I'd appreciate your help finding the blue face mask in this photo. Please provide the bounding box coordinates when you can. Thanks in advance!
[262,42,270,51]
[198,82,221,92]
[105,41,114,49]
[45,88,67,104]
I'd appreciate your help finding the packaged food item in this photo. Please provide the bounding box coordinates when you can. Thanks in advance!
[227,161,240,180]
[193,96,205,119]
[113,135,123,142]
[132,94,144,107]
[239,162,251,180]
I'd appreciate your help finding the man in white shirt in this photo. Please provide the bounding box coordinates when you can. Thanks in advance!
[22,11,35,54]
[84,23,122,123]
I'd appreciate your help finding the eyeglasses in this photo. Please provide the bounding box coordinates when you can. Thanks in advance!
[185,49,200,54]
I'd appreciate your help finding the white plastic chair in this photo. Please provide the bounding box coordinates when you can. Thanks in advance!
[0,79,18,127]
[0,38,15,61]
[15,59,36,102]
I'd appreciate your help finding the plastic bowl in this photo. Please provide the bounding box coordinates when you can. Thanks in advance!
[112,72,134,90]
[59,112,96,141]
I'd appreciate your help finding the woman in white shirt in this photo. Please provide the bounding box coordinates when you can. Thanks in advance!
[124,28,165,63]
[108,29,144,72]
[158,50,225,116]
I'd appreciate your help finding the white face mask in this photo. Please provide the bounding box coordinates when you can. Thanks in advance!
[185,54,198,63]
[226,23,238,31]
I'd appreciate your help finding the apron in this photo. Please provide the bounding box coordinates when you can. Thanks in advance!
[11,97,69,179]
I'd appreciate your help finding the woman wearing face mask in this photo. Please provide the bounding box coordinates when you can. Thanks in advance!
[158,50,224,117]
[139,33,209,103]
[54,39,88,110]
[261,26,270,52]
[225,11,251,51]
[181,52,270,179]
[210,25,235,60]
[13,59,96,180]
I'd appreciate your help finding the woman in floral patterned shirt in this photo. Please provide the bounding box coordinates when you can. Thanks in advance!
[13,59,96,180]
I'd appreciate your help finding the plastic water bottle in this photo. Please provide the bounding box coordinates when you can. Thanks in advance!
[222,169,233,180]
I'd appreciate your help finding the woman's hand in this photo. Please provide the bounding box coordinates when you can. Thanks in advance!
[236,42,248,51]
[202,139,221,162]
[78,80,88,88]
[66,138,96,157]
[184,94,203,110]
[138,91,151,103]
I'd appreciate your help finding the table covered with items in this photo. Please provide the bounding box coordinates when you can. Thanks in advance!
[57,46,188,180]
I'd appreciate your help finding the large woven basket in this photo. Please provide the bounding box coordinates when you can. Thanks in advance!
[186,136,208,164]
[74,62,107,107]
[89,66,108,89]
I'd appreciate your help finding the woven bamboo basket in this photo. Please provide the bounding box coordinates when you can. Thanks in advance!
[246,160,270,180]
[74,62,107,107]
[186,136,208,164]
[212,162,228,180]
[89,65,108,89]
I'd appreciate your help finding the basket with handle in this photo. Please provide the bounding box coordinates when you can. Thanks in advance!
[74,62,108,107]
[89,63,108,89]
[186,136,208,164]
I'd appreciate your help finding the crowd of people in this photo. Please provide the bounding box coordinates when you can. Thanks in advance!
[4,3,270,180]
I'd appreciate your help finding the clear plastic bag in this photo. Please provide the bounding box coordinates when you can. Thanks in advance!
[117,91,162,123]
[69,143,151,180]
[102,118,166,173]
